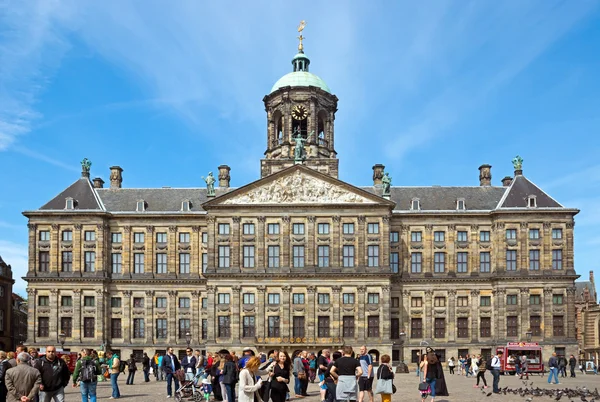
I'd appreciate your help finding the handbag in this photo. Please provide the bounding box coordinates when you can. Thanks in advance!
[418,382,430,392]
[103,367,110,379]
[375,364,394,395]
[298,371,307,380]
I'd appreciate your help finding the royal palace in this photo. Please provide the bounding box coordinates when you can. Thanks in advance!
[23,37,580,364]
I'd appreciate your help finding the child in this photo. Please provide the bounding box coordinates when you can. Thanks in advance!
[200,378,212,401]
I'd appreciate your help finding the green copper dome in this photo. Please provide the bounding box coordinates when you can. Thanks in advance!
[270,51,331,94]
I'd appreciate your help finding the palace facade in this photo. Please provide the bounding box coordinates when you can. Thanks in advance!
[24,40,580,363]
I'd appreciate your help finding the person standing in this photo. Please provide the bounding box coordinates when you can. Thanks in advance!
[269,352,291,402]
[375,354,394,402]
[447,357,455,375]
[181,348,197,381]
[161,347,181,399]
[490,350,502,394]
[473,355,487,389]
[547,352,559,385]
[317,349,331,402]
[72,348,101,402]
[299,351,310,397]
[125,355,137,385]
[221,353,238,402]
[0,351,11,401]
[5,352,42,402]
[106,350,121,399]
[157,354,165,381]
[558,355,567,378]
[465,354,472,378]
[37,345,70,402]
[358,346,374,402]
[330,346,363,402]
[238,356,273,402]
[519,355,529,380]
[324,351,341,402]
[142,353,150,382]
[569,355,577,378]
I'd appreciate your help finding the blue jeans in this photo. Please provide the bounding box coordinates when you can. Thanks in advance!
[547,367,559,384]
[166,373,180,397]
[224,383,235,402]
[126,371,135,384]
[416,366,420,377]
[110,373,120,398]
[491,369,500,393]
[294,374,301,395]
[143,369,150,382]
[80,381,97,402]
[425,378,436,397]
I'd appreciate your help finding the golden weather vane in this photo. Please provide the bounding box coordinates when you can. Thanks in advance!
[297,20,306,52]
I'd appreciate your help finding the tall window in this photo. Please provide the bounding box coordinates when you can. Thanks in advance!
[457,231,468,242]
[268,316,280,337]
[133,318,145,338]
[506,316,518,337]
[218,224,230,235]
[292,223,305,235]
[178,319,191,338]
[367,223,379,234]
[552,250,563,270]
[480,231,491,242]
[243,246,255,268]
[156,253,167,274]
[411,253,422,273]
[62,251,72,272]
[111,318,122,338]
[179,253,190,274]
[111,253,122,274]
[39,251,49,272]
[38,317,49,337]
[457,318,469,338]
[267,223,280,235]
[480,252,491,273]
[202,319,208,340]
[434,252,445,273]
[134,253,145,273]
[411,318,422,338]
[391,318,400,339]
[457,252,468,273]
[217,317,230,337]
[506,229,517,240]
[530,315,541,336]
[268,293,280,305]
[480,317,491,337]
[62,230,73,241]
[133,232,144,243]
[434,318,445,338]
[292,293,305,304]
[552,229,563,239]
[390,231,399,243]
[318,223,330,235]
[343,223,354,234]
[529,250,540,270]
[411,231,422,242]
[202,253,208,273]
[179,232,190,243]
[368,316,380,337]
[242,223,255,235]
[219,246,230,268]
[268,246,280,268]
[242,316,255,338]
[343,316,355,338]
[293,316,305,338]
[318,316,330,337]
[342,246,355,267]
[367,245,379,267]
[111,233,122,243]
[318,246,330,267]
[553,316,564,337]
[390,252,399,273]
[293,246,305,268]
[506,250,517,271]
[84,317,95,338]
[202,232,208,243]
[243,293,255,304]
[39,231,50,241]
[156,319,167,338]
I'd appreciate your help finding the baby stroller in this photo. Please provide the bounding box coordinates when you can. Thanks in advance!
[174,370,203,402]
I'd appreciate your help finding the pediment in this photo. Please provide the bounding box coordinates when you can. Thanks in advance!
[204,165,394,207]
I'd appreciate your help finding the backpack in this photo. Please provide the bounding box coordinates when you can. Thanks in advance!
[119,359,127,373]
[485,357,494,371]
[80,359,97,383]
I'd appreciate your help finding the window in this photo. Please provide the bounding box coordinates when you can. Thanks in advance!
[202,319,208,340]
[268,293,280,305]
[136,200,145,212]
[434,252,445,273]
[292,223,305,235]
[156,297,167,308]
[530,295,541,305]
[318,293,330,305]
[60,317,72,337]
[293,316,305,338]
[181,200,190,211]
[62,230,72,241]
[243,246,255,268]
[457,296,469,307]
[202,298,207,309]
[38,296,49,306]
[219,246,230,268]
[368,316,380,337]
[434,297,446,307]
[342,293,355,304]
[156,319,168,338]
[506,229,517,240]
[411,199,420,210]
[39,251,49,272]
[367,245,379,267]
[434,318,445,338]
[343,223,354,234]
[218,293,230,305]
[156,232,167,243]
[480,231,491,242]
[528,196,537,208]
[242,316,255,338]
[133,318,145,338]
[480,296,491,307]
[411,253,422,273]
[84,231,96,241]
[268,246,280,268]
[293,246,305,268]
[202,232,208,243]
[343,316,355,338]
[243,293,255,304]
[529,229,540,240]
[268,316,280,337]
[84,317,95,338]
[390,252,399,273]
[84,296,95,307]
[552,250,563,270]
[111,253,122,274]
[61,296,72,307]
[480,317,491,337]
[179,253,190,274]
[457,318,469,338]
[411,297,422,308]
[457,231,468,242]
[133,297,144,308]
[243,223,255,235]
[367,223,379,234]
[342,246,355,267]
[179,297,190,308]
[134,232,144,243]
[318,223,330,235]
[434,231,445,242]
[457,199,465,210]
[38,317,49,337]
[457,252,468,273]
[367,293,380,304]
[553,294,564,305]
[411,231,422,242]
[552,229,563,240]
[530,315,541,336]
[218,224,230,235]
[318,316,330,337]
[178,319,190,339]
[62,251,72,272]
[179,232,190,243]
[480,252,491,273]
[553,316,564,337]
[267,223,280,235]
[112,233,122,243]
[506,294,518,305]
[391,318,400,339]
[411,318,422,338]
[134,253,145,273]
[507,316,518,337]
[318,246,330,267]
[506,250,517,271]
[390,231,399,243]
[529,250,540,270]
[39,231,50,241]
[202,253,208,273]
[111,297,122,308]
[391,297,400,308]
[153,253,167,274]
[293,293,305,304]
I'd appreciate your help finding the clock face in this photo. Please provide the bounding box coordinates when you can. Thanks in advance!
[292,105,308,120]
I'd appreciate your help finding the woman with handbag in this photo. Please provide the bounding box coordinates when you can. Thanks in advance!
[374,354,395,402]
[270,352,291,402]
[238,356,274,402]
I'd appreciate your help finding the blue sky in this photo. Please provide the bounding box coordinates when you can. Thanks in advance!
[1,1,599,295]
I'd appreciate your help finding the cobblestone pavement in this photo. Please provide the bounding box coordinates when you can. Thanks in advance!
[62,371,599,401]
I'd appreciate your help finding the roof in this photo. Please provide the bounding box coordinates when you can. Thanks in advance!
[498,175,562,208]
[575,281,597,303]
[40,177,102,210]
[270,71,330,94]
[96,188,232,212]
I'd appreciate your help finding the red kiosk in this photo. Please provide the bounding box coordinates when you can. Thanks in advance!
[496,342,544,375]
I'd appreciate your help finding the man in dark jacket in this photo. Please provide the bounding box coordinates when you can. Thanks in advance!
[181,349,197,381]
[569,355,577,378]
[161,347,181,398]
[547,352,559,384]
[142,353,151,382]
[37,346,70,402]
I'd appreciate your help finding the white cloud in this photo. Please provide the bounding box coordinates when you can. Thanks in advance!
[0,240,28,295]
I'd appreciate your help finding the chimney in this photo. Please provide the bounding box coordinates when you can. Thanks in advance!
[478,164,492,186]
[502,176,513,187]
[372,164,385,186]
[218,165,231,188]
[92,177,105,189]
[109,166,123,189]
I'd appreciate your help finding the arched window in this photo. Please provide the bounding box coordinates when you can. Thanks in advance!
[317,110,328,146]
[273,111,283,145]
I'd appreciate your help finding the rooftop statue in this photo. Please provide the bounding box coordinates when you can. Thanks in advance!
[512,155,523,170]
[202,172,216,196]
[81,158,92,173]
[382,172,392,196]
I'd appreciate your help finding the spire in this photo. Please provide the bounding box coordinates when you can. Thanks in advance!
[293,20,310,72]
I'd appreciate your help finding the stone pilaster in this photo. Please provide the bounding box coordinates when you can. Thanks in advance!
[145,226,154,274]
[257,286,266,338]
[96,288,105,343]
[207,218,215,270]
[27,223,36,275]
[332,286,341,337]
[168,290,178,344]
[51,224,60,273]
[96,224,106,275]
[232,286,241,342]
[543,223,552,270]
[232,217,241,269]
[146,290,155,344]
[496,289,506,340]
[382,217,390,268]
[447,290,456,342]
[307,286,316,339]
[282,217,290,268]
[470,225,478,273]
[192,226,200,275]
[191,291,200,344]
[424,225,433,274]
[357,216,366,267]
[257,217,266,269]
[401,290,409,334]
[447,225,455,274]
[168,226,177,275]
[74,224,83,275]
[206,286,216,341]
[357,286,366,341]
[566,286,576,340]
[282,286,291,337]
[307,217,315,267]
[520,223,528,272]
[49,289,59,339]
[26,288,37,344]
[122,226,131,276]
[470,289,480,342]
[72,289,81,342]
[493,223,505,273]
[520,288,529,339]
[543,287,553,338]
[332,216,340,267]
[425,289,433,339]
[566,221,575,270]
[382,286,391,339]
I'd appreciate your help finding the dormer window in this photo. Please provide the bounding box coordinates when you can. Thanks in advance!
[65,197,74,210]
[527,195,537,208]
[457,199,466,210]
[136,200,146,212]
[181,200,191,211]
[411,198,420,211]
